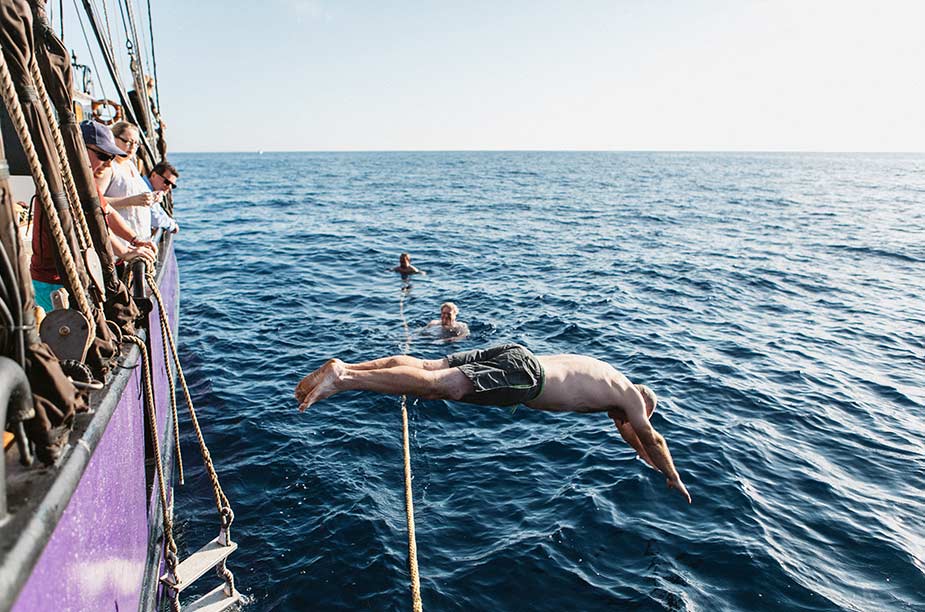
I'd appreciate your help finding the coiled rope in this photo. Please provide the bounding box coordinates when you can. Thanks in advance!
[0,47,96,333]
[398,283,423,612]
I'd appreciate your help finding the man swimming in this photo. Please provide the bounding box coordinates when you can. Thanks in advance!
[295,343,691,503]
[392,252,425,277]
[420,301,470,343]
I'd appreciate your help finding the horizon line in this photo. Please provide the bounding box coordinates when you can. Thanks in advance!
[167,148,925,155]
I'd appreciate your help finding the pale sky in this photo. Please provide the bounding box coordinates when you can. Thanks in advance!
[57,0,925,152]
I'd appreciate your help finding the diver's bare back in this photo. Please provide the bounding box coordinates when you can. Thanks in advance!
[527,354,633,413]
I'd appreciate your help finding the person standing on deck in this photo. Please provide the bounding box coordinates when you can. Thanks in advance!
[30,121,156,312]
[295,343,691,503]
[142,160,180,234]
[99,121,172,245]
[81,122,157,264]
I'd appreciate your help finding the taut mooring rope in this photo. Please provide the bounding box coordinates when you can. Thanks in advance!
[398,283,423,612]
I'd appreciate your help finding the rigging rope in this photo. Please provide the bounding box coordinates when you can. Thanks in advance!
[145,0,159,111]
[398,283,423,612]
[0,48,97,333]
[79,0,158,164]
[144,266,236,597]
[122,0,158,150]
[28,57,94,254]
[117,1,143,91]
[125,0,152,85]
[145,269,233,521]
[98,0,117,73]
[72,0,110,101]
[157,298,184,485]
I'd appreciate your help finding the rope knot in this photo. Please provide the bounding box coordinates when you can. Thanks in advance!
[220,506,235,529]
[165,549,179,572]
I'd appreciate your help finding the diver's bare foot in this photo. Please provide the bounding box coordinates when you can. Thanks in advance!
[295,359,335,404]
[297,359,344,411]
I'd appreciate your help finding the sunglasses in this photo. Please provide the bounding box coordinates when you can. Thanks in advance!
[116,135,139,147]
[156,172,178,190]
[89,147,114,162]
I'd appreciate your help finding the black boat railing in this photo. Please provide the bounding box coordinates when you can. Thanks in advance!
[0,355,31,524]
[131,227,166,306]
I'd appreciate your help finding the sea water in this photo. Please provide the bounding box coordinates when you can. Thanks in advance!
[170,152,925,611]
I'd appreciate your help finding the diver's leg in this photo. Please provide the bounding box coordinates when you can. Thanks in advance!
[347,355,449,371]
[347,355,422,370]
[338,365,470,399]
[298,362,472,410]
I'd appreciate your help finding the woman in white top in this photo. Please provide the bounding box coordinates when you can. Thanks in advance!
[101,121,161,247]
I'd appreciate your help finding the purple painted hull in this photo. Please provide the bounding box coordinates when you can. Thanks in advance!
[11,243,180,612]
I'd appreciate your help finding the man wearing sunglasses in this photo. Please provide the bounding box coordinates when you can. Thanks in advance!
[143,161,180,234]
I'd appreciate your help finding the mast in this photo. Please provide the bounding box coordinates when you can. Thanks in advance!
[78,0,157,164]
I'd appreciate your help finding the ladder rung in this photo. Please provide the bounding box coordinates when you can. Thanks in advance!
[182,583,242,612]
[161,536,238,592]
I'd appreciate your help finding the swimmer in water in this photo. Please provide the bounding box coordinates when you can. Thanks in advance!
[421,301,470,343]
[295,343,690,503]
[393,252,425,277]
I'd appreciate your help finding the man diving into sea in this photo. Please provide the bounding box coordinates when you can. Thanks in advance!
[295,343,691,503]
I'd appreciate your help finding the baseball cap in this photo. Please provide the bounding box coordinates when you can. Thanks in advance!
[80,120,128,158]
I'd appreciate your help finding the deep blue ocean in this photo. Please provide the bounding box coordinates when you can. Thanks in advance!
[169,152,925,611]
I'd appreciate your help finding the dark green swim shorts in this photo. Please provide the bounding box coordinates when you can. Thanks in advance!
[445,343,545,406]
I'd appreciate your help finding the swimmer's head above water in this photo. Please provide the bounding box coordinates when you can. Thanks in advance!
[393,252,425,275]
[440,301,459,327]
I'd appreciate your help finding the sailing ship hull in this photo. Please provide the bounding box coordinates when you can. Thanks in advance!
[7,239,180,612]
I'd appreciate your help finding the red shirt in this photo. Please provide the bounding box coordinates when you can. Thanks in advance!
[30,201,59,284]
[30,186,113,284]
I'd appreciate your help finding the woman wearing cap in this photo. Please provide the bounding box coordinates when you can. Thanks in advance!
[79,120,157,262]
[98,121,164,247]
